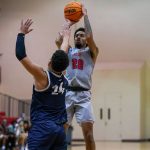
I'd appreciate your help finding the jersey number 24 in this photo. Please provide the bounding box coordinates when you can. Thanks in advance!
[52,82,64,95]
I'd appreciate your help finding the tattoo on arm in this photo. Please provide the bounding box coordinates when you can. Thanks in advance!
[84,15,92,37]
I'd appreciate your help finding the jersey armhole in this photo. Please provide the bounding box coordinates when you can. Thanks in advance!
[34,71,51,92]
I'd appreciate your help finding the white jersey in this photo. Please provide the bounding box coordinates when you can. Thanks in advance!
[66,47,94,90]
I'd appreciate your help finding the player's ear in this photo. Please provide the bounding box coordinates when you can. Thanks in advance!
[48,61,51,69]
[85,41,88,47]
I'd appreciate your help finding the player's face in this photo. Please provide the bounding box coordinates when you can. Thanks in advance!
[74,31,87,48]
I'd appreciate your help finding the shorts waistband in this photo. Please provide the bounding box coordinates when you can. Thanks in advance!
[67,86,89,91]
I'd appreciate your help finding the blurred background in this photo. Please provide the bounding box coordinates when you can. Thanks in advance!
[0,0,150,144]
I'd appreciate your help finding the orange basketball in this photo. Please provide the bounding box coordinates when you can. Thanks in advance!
[64,1,83,22]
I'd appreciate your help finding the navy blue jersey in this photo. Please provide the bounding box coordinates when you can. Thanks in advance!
[30,71,68,125]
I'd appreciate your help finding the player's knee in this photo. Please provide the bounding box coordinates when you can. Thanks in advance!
[84,132,94,143]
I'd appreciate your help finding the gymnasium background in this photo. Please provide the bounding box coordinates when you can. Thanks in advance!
[0,0,150,141]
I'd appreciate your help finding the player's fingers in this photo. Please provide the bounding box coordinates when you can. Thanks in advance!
[26,19,33,26]
[24,19,30,26]
[28,20,33,27]
[28,29,33,33]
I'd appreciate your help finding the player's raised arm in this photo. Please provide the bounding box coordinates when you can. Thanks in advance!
[15,19,47,82]
[55,20,75,53]
[60,21,72,52]
[82,4,99,63]
[55,32,63,49]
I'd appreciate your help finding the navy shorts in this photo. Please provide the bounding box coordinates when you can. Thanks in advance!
[27,121,67,150]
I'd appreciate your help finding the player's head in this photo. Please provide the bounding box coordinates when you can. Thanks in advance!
[49,50,69,73]
[74,27,87,49]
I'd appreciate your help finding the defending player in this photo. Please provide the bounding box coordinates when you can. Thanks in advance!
[16,19,70,150]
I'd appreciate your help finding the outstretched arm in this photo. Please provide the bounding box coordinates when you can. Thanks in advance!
[55,20,75,52]
[16,19,47,87]
[82,5,99,64]
[55,32,63,49]
[60,27,71,52]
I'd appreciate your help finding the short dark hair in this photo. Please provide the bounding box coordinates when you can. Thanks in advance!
[51,50,69,72]
[74,27,85,39]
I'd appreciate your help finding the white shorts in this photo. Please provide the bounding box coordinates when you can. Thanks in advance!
[65,90,95,125]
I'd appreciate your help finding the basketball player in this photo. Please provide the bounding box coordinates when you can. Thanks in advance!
[56,5,99,150]
[16,19,71,150]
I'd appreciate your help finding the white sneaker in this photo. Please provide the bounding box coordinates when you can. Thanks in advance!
[21,146,24,150]
[25,145,28,150]
[1,145,6,150]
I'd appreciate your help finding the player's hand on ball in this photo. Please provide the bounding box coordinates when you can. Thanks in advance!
[81,3,87,16]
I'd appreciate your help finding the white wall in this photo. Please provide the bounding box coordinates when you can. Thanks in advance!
[0,0,149,140]
[0,0,77,99]
[142,62,150,138]
[72,65,142,140]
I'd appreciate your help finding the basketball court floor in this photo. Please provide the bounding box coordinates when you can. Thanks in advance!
[68,141,150,150]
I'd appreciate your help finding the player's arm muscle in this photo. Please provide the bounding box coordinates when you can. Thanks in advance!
[81,4,99,63]
[20,57,46,81]
[84,15,99,63]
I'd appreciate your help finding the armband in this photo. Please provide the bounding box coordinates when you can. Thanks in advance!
[15,33,27,61]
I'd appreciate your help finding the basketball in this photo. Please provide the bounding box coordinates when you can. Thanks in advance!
[64,1,83,22]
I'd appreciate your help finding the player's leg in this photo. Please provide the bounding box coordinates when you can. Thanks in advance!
[65,91,76,145]
[65,91,75,126]
[53,125,67,150]
[65,91,75,130]
[81,122,95,150]
[27,122,57,150]
[75,91,95,150]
